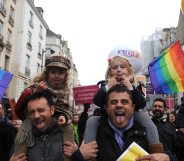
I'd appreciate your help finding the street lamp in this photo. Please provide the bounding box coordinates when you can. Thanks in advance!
[41,48,55,71]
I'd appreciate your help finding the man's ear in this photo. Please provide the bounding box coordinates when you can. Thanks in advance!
[50,105,55,116]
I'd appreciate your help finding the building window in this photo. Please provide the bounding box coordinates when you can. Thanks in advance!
[38,42,41,53]
[9,6,14,26]
[7,29,12,42]
[29,11,33,28]
[12,0,16,4]
[27,31,32,50]
[28,31,32,43]
[6,29,12,49]
[39,25,43,40]
[37,63,40,73]
[39,25,43,39]
[0,21,4,43]
[0,20,3,34]
[26,54,30,67]
[0,0,5,6]
[0,0,6,16]
[25,54,30,76]
[38,42,41,59]
[4,55,9,70]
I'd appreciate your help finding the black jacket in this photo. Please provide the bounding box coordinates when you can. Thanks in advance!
[0,119,16,161]
[176,106,184,128]
[96,117,149,161]
[152,117,177,152]
[93,82,146,111]
[174,131,184,161]
[27,123,63,161]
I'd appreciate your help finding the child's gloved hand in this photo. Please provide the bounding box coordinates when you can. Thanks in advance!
[58,115,66,125]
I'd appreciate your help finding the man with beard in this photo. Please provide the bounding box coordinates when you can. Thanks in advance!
[10,91,64,161]
[151,98,178,161]
[96,85,169,161]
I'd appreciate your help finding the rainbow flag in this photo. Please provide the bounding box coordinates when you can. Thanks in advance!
[0,69,13,102]
[148,41,184,94]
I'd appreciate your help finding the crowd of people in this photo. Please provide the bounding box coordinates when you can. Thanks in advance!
[0,50,184,161]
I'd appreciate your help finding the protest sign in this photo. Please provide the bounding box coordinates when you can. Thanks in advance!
[73,85,99,105]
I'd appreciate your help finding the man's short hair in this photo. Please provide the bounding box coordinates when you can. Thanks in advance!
[105,84,133,104]
[73,113,79,117]
[23,91,53,111]
[153,98,166,108]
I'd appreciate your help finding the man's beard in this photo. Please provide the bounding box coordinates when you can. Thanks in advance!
[153,110,164,119]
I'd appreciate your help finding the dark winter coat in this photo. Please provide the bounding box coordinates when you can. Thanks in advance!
[96,117,149,161]
[174,131,184,161]
[77,110,88,145]
[176,106,184,128]
[27,123,63,161]
[152,117,177,152]
[175,106,184,161]
[0,119,16,161]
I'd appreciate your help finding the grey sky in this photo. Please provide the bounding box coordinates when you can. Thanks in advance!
[35,0,180,85]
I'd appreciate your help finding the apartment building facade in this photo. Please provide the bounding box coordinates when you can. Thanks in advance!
[7,0,48,100]
[0,0,16,71]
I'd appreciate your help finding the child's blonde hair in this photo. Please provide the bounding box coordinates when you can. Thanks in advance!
[105,56,134,83]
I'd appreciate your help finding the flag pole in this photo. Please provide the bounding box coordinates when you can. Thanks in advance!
[128,64,149,80]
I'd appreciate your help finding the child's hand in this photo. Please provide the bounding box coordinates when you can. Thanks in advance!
[36,81,48,92]
[120,75,133,90]
[12,120,22,130]
[58,115,66,125]
[10,153,27,161]
[63,141,78,158]
[107,77,118,89]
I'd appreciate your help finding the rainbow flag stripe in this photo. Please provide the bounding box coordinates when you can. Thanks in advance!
[148,41,184,94]
[0,69,13,102]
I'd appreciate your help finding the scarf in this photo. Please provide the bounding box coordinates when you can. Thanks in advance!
[15,117,34,147]
[108,116,133,150]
